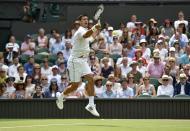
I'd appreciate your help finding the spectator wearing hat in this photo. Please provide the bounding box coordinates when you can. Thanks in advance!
[157,75,174,97]
[100,57,114,78]
[14,65,27,82]
[50,33,65,55]
[126,14,137,32]
[21,34,35,56]
[44,79,60,98]
[37,28,48,48]
[24,56,34,76]
[127,61,143,85]
[163,64,176,87]
[147,53,165,79]
[32,85,45,99]
[172,40,184,58]
[105,26,114,44]
[146,18,159,36]
[116,57,131,78]
[117,79,134,98]
[0,66,8,83]
[48,65,61,84]
[41,58,52,77]
[109,35,123,56]
[174,73,190,96]
[71,20,80,36]
[160,19,175,39]
[132,21,145,35]
[101,81,116,98]
[136,75,156,97]
[155,39,168,61]
[5,35,20,53]
[5,77,16,98]
[25,75,35,99]
[0,83,8,99]
[167,47,181,65]
[12,80,26,99]
[174,11,188,30]
[4,42,18,65]
[139,39,151,62]
[8,56,20,77]
[93,75,104,98]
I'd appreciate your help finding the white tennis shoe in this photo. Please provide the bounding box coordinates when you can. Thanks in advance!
[85,104,100,117]
[56,93,65,110]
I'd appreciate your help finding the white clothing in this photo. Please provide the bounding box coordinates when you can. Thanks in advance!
[67,26,92,82]
[14,73,27,82]
[6,86,16,95]
[8,64,20,77]
[41,67,52,77]
[126,22,136,31]
[157,85,174,97]
[25,84,35,97]
[180,84,185,95]
[119,64,132,78]
[137,66,147,77]
[174,20,188,29]
[117,87,134,98]
[48,74,61,84]
[94,86,104,98]
[6,42,19,52]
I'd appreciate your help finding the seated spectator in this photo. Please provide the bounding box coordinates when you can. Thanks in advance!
[126,73,138,95]
[117,79,134,98]
[21,34,35,56]
[4,43,18,65]
[14,65,27,82]
[62,40,72,62]
[56,51,66,66]
[133,48,147,65]
[137,58,147,77]
[157,75,174,97]
[174,73,190,96]
[147,53,165,79]
[94,75,104,98]
[8,56,20,77]
[174,11,188,30]
[37,28,48,48]
[168,47,181,65]
[146,27,159,47]
[49,29,59,49]
[24,56,34,76]
[126,14,137,32]
[100,52,114,67]
[44,79,60,98]
[5,35,20,53]
[12,80,26,99]
[180,45,190,65]
[48,65,61,84]
[109,36,123,56]
[95,36,109,54]
[123,39,135,59]
[25,75,35,99]
[89,55,101,76]
[167,57,179,79]
[58,75,69,92]
[32,64,41,83]
[5,77,16,98]
[58,62,67,77]
[107,74,121,92]
[40,75,49,93]
[182,64,190,83]
[136,75,156,96]
[139,39,151,62]
[32,85,45,99]
[160,19,175,39]
[100,57,114,78]
[101,81,116,98]
[41,58,52,77]
[105,26,114,45]
[119,28,130,46]
[127,61,143,85]
[116,57,131,79]
[132,24,146,46]
[50,33,65,55]
[0,83,8,99]
[0,66,8,83]
[155,40,168,61]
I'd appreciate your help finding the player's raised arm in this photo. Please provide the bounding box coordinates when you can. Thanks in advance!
[83,23,101,38]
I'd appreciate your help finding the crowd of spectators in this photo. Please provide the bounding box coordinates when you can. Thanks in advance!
[1,11,190,99]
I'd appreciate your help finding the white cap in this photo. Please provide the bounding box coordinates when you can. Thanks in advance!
[169,47,176,52]
[158,34,165,39]
[140,39,147,43]
[108,26,113,31]
[52,65,58,69]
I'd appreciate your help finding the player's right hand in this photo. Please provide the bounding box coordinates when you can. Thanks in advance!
[95,23,101,30]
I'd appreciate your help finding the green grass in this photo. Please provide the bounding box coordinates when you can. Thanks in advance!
[0,119,190,131]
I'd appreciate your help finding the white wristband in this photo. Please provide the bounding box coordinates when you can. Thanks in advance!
[91,25,97,32]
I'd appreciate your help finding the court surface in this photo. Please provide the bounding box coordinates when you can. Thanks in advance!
[0,119,190,131]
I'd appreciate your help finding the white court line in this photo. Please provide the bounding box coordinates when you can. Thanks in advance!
[0,123,86,129]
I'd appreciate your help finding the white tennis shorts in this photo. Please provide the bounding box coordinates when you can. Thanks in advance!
[67,57,92,82]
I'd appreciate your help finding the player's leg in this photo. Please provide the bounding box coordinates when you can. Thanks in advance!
[82,61,100,117]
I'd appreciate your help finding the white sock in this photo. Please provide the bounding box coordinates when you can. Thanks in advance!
[89,96,94,105]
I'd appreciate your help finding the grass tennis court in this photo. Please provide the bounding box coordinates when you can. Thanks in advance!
[0,119,190,131]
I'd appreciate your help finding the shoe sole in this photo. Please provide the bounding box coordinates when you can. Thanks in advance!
[56,99,65,110]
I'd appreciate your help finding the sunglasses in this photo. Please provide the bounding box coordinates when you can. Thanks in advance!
[42,78,48,80]
[106,84,112,86]
[144,79,149,81]
[163,79,169,81]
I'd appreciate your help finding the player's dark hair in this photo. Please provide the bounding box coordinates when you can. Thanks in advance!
[77,14,88,21]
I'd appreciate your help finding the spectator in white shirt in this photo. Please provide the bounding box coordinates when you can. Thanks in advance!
[174,11,188,30]
[117,79,134,98]
[48,65,61,84]
[8,57,20,77]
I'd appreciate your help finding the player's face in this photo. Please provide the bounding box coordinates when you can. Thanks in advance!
[80,16,88,28]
